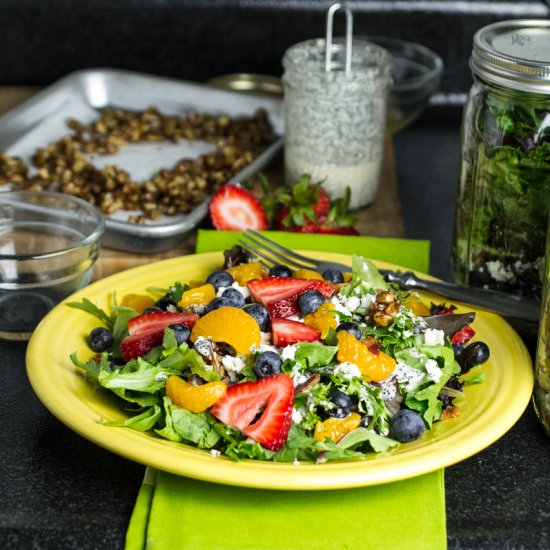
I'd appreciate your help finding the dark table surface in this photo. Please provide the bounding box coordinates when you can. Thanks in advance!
[2,106,549,550]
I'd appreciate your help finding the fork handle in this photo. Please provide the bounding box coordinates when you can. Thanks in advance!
[384,271,541,323]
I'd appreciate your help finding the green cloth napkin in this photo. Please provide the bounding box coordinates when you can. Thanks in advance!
[126,230,447,550]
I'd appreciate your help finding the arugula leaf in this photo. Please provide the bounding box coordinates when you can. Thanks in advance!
[70,351,101,381]
[102,404,162,431]
[294,342,337,368]
[340,254,388,298]
[158,347,220,382]
[98,357,172,393]
[336,427,399,453]
[66,298,113,329]
[163,403,221,449]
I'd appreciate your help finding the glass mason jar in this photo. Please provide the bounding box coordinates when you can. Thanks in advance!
[282,38,392,210]
[535,218,550,437]
[452,20,550,300]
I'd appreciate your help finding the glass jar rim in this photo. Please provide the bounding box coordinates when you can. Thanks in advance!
[470,19,550,94]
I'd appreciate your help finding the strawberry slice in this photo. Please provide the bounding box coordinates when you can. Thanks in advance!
[451,325,475,345]
[247,277,334,318]
[120,328,165,362]
[247,277,314,305]
[209,184,268,231]
[128,311,199,336]
[210,374,294,451]
[271,318,320,347]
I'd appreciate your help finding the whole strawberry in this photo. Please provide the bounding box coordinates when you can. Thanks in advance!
[266,175,358,235]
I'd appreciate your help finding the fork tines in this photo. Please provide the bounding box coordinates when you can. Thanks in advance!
[239,230,318,271]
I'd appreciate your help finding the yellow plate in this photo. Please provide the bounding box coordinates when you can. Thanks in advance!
[26,251,534,490]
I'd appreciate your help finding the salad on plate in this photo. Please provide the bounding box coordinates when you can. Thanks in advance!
[69,247,490,463]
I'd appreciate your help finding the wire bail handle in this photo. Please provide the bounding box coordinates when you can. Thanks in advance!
[325,3,353,73]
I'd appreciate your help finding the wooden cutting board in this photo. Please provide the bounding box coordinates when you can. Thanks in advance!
[0,86,405,280]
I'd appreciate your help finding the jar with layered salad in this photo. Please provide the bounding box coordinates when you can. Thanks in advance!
[535,221,550,437]
[453,20,550,300]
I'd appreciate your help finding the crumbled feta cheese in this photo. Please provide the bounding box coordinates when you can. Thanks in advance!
[210,449,221,457]
[423,328,445,346]
[216,282,250,299]
[292,407,305,424]
[290,363,308,386]
[334,361,362,380]
[425,358,442,382]
[331,292,374,316]
[250,341,278,355]
[330,295,352,316]
[190,304,208,315]
[155,372,168,381]
[281,345,296,361]
[486,260,514,283]
[193,336,212,357]
[221,354,246,373]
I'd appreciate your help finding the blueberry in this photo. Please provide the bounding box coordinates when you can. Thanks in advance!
[254,351,283,378]
[168,323,191,345]
[326,389,353,418]
[204,296,231,313]
[269,264,293,278]
[298,290,325,315]
[335,321,362,340]
[155,295,177,311]
[323,268,344,284]
[244,304,270,331]
[143,306,163,314]
[456,341,490,374]
[108,356,126,370]
[452,343,464,357]
[88,327,113,352]
[206,270,234,291]
[221,287,245,308]
[389,409,425,442]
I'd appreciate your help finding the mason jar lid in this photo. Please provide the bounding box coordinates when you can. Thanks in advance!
[470,19,550,93]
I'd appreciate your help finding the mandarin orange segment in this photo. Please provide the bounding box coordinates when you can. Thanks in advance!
[178,284,216,308]
[120,293,156,313]
[292,268,324,281]
[314,412,361,442]
[304,302,338,338]
[336,331,396,382]
[226,262,267,285]
[402,294,431,317]
[166,375,227,413]
[190,306,261,355]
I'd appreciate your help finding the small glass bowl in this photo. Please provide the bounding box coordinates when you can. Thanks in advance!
[360,36,444,133]
[0,190,105,340]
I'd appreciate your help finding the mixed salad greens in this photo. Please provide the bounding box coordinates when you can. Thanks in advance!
[453,87,550,298]
[69,249,489,463]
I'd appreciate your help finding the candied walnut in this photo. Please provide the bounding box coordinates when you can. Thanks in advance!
[7,107,277,222]
[366,289,401,327]
[441,406,461,420]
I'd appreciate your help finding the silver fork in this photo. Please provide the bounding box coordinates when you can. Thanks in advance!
[238,230,541,322]
[239,230,351,273]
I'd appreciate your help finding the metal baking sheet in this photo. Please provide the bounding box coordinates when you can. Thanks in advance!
[0,68,284,253]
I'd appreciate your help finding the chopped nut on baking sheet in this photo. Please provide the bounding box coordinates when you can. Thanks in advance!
[2,106,276,222]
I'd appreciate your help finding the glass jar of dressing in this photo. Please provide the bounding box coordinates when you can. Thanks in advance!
[452,20,550,300]
[282,5,391,210]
